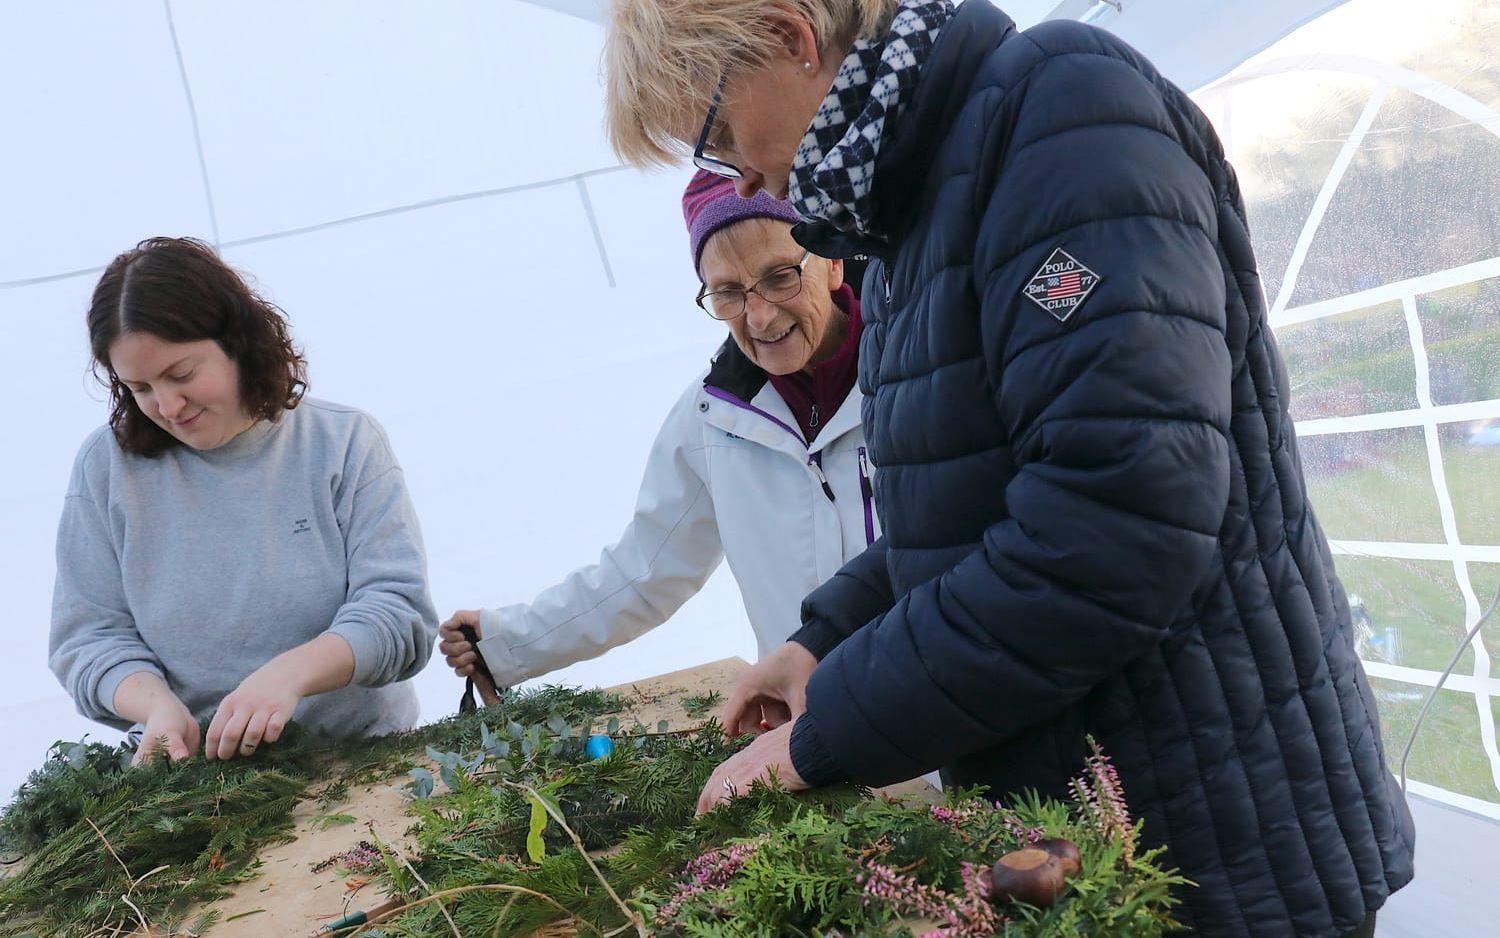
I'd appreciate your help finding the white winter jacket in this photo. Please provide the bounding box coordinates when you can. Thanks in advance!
[476,340,880,686]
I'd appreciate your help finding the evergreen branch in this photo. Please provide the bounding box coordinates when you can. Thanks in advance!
[681,691,723,719]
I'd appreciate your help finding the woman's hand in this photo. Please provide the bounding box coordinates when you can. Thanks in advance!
[440,610,502,706]
[205,665,302,761]
[720,641,818,737]
[134,694,201,766]
[696,721,807,815]
[204,632,354,760]
[438,610,483,678]
[109,670,199,766]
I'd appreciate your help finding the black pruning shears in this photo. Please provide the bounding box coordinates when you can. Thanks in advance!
[457,624,505,713]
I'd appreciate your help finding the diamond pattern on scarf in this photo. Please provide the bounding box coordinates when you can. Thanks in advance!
[789,0,954,237]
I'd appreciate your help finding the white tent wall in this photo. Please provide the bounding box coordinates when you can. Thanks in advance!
[1073,0,1355,90]
[1,5,212,282]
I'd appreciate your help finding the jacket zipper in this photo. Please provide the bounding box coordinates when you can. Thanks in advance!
[809,451,836,502]
[857,446,875,546]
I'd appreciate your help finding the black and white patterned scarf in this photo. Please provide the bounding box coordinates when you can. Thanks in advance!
[789,0,955,237]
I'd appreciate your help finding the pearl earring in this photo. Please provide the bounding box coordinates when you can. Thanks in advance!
[803,61,814,71]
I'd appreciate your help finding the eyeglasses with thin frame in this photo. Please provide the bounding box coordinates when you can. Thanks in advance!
[696,252,812,321]
[693,73,742,179]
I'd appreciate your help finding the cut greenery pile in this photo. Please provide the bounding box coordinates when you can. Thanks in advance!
[0,687,618,936]
[0,685,1186,937]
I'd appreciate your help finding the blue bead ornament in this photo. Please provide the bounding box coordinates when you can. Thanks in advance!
[585,734,615,759]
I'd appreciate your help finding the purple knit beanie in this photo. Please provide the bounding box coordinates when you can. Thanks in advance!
[682,169,803,274]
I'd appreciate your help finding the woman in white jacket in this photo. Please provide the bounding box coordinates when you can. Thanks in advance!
[440,172,879,723]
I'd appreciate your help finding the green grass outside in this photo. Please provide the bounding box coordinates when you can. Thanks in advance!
[1439,436,1500,545]
[1300,428,1447,542]
[1298,437,1499,546]
[1278,302,1417,419]
[1334,556,1500,674]
[1425,325,1500,405]
[1276,299,1500,421]
[1419,277,1500,405]
[1369,677,1499,803]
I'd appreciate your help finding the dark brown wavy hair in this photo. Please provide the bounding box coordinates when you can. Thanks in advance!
[87,237,308,457]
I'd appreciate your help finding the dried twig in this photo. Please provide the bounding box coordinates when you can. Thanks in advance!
[391,842,462,938]
[85,817,153,935]
[85,817,134,888]
[342,884,598,937]
[118,892,151,937]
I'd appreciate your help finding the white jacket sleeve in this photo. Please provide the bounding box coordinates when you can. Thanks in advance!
[476,390,723,686]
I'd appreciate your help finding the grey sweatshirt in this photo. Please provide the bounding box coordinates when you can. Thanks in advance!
[48,399,438,740]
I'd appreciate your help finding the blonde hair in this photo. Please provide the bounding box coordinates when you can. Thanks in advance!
[604,0,898,167]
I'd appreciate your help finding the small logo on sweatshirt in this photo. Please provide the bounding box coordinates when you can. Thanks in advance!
[1022,247,1101,322]
[292,518,311,535]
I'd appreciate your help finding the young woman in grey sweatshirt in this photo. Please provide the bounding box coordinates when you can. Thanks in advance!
[48,237,437,765]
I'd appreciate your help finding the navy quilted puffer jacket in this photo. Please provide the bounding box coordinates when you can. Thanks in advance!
[785,3,1415,934]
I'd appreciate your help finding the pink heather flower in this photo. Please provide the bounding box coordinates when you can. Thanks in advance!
[327,840,385,874]
[658,839,764,921]
[858,859,1001,937]
[930,800,989,831]
[1072,737,1136,865]
[996,810,1045,846]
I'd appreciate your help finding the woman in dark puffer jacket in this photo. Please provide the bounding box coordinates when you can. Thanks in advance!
[603,1,1415,935]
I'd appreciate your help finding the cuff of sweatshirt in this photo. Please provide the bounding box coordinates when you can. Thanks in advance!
[788,620,843,662]
[789,710,848,787]
[97,661,165,720]
[474,607,536,688]
[328,621,390,687]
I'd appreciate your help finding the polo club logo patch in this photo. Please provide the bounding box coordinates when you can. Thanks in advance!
[1022,248,1101,322]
